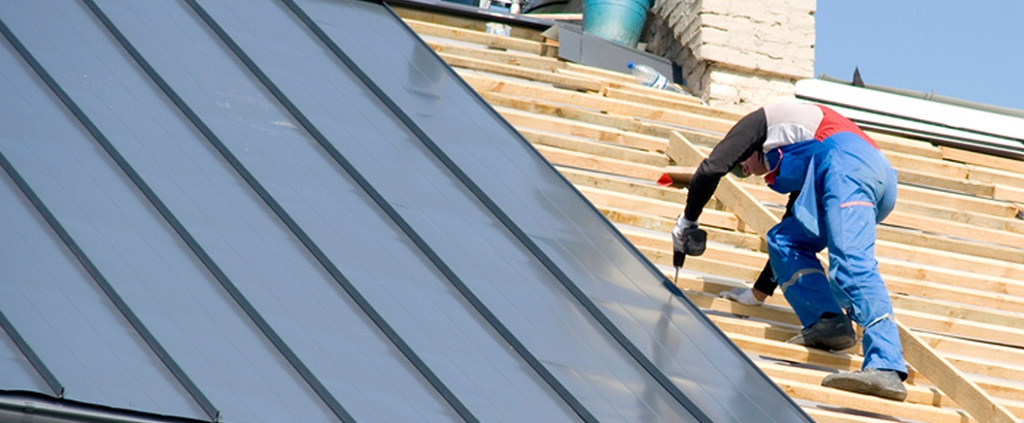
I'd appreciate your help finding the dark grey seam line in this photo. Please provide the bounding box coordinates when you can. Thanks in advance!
[0,17,219,422]
[76,1,358,422]
[227,1,597,421]
[310,2,715,421]
[0,244,63,396]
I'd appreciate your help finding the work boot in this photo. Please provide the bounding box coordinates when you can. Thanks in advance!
[822,369,908,401]
[787,314,857,351]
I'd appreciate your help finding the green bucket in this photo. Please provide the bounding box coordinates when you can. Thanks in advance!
[582,0,650,48]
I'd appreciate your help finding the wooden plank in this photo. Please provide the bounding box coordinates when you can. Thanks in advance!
[891,294,1024,333]
[886,151,969,179]
[900,309,1024,375]
[968,164,1024,188]
[396,7,546,41]
[404,19,553,56]
[940,145,1024,174]
[458,71,738,133]
[898,325,1019,423]
[497,107,668,152]
[438,52,602,92]
[896,168,996,197]
[597,86,739,121]
[877,225,1024,263]
[556,65,710,117]
[427,40,565,71]
[639,245,762,281]
[882,210,1024,250]
[994,183,1024,204]
[866,130,944,159]
[916,332,1024,370]
[876,240,1024,281]
[775,379,978,423]
[894,199,1024,235]
[945,353,1024,386]
[596,205,761,249]
[885,275,1024,315]
[879,260,1024,306]
[667,132,780,235]
[480,90,724,145]
[563,62,643,85]
[520,128,669,167]
[556,166,691,204]
[485,91,653,133]
[534,145,664,180]
[896,184,1019,219]
[669,131,1019,423]
[580,188,743,232]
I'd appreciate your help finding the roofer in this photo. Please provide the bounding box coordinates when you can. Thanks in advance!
[672,101,908,401]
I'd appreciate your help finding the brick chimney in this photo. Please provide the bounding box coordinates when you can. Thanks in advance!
[643,0,816,113]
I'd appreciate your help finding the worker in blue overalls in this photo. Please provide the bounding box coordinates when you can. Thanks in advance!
[672,102,907,401]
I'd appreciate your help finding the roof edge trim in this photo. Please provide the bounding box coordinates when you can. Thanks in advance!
[797,78,1024,159]
[816,73,1024,119]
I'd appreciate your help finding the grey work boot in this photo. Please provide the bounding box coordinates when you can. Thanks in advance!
[821,369,908,401]
[787,314,857,351]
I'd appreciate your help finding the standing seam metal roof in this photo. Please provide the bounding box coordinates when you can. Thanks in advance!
[0,0,811,422]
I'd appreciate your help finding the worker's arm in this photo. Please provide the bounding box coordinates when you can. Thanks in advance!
[683,108,767,223]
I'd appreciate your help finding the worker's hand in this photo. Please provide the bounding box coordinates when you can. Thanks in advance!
[719,287,764,306]
[672,216,707,256]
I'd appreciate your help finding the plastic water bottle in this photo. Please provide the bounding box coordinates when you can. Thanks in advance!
[627,61,682,93]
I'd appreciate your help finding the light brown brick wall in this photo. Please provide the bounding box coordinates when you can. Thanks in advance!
[643,0,816,112]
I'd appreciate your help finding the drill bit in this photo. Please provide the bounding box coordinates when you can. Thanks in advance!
[673,250,684,284]
[662,250,686,297]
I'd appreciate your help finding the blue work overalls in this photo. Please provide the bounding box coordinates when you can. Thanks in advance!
[765,131,906,377]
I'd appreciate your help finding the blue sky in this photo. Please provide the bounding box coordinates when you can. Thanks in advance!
[814,2,1024,111]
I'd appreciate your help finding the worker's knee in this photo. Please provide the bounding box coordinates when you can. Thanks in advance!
[766,221,795,256]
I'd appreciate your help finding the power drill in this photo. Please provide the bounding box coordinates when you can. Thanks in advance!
[673,226,707,284]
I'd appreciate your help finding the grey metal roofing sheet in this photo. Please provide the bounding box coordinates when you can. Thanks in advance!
[0,0,812,422]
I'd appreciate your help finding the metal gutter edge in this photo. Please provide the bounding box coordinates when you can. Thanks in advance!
[797,78,1024,160]
[0,392,206,423]
[817,73,1024,119]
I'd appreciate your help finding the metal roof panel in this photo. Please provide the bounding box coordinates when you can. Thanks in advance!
[0,0,813,421]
